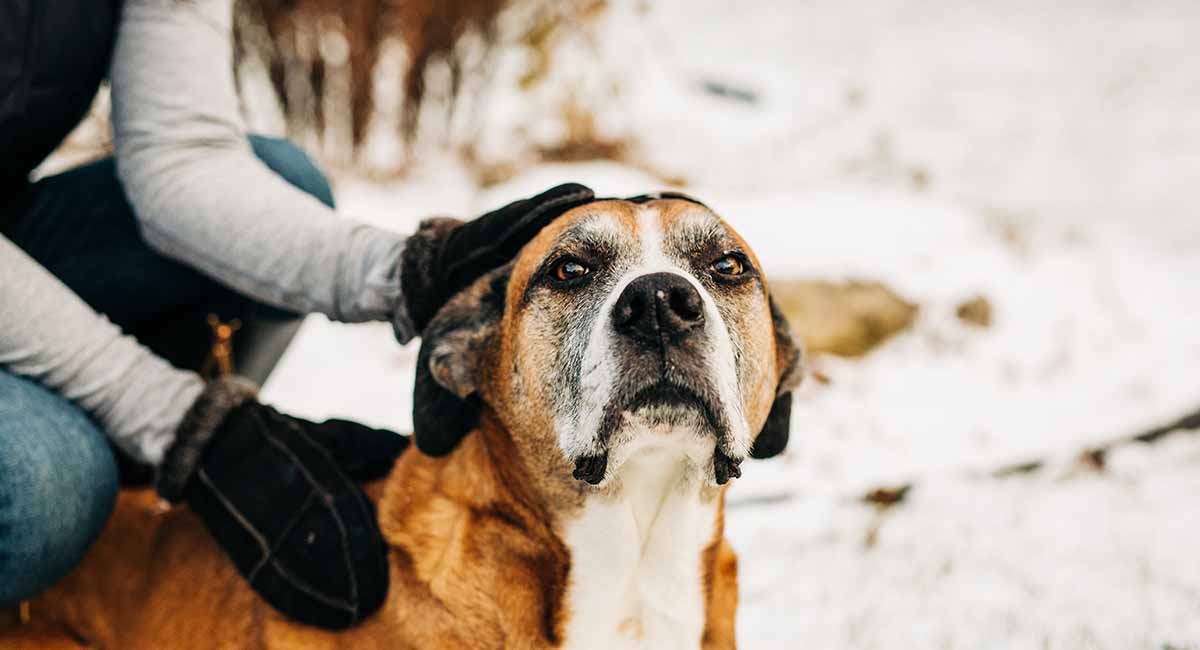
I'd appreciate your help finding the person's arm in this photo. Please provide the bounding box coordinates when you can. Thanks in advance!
[110,0,414,336]
[1,233,405,628]
[0,235,203,464]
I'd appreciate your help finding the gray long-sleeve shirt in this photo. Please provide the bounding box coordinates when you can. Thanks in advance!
[0,0,414,464]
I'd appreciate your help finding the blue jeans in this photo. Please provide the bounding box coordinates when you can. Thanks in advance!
[0,136,333,604]
[0,372,118,604]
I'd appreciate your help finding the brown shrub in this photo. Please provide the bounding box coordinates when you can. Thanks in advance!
[235,0,507,152]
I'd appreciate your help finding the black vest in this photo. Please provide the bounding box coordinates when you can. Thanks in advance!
[0,0,121,196]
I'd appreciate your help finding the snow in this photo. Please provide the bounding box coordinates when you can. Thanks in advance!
[261,1,1200,647]
[733,434,1200,649]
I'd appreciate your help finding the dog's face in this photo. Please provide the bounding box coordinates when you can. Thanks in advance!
[414,196,801,488]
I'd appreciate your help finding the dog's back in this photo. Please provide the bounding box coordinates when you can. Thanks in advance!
[7,488,335,649]
[3,488,258,649]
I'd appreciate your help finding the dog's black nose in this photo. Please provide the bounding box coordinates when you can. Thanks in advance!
[613,272,705,345]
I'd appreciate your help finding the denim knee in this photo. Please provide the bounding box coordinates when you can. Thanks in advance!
[0,371,118,604]
[248,135,335,208]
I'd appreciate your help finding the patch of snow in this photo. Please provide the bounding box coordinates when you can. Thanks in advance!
[729,431,1200,650]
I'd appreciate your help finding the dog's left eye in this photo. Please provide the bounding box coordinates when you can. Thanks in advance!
[710,254,745,277]
[552,259,590,282]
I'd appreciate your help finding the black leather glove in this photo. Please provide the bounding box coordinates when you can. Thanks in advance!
[399,182,594,333]
[157,377,408,630]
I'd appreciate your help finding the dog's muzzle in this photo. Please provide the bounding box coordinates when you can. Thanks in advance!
[571,272,743,486]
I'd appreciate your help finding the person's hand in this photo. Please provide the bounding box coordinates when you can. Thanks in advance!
[156,377,407,630]
[398,183,594,333]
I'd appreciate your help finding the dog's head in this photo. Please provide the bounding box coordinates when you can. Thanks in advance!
[413,195,802,488]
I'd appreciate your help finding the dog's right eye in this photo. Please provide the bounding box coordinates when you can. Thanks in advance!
[552,259,591,283]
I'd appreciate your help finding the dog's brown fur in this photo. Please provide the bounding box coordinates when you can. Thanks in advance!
[2,411,735,649]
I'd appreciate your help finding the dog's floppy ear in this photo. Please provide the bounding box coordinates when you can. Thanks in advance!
[749,296,804,459]
[412,266,510,456]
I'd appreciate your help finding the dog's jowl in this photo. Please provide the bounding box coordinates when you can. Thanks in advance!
[11,196,801,650]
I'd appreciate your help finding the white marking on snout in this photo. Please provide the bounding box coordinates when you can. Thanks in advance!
[559,207,751,478]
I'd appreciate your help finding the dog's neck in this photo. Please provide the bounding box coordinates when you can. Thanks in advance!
[555,435,724,650]
[379,417,725,649]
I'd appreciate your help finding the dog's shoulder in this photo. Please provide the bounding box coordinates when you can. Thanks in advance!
[377,430,573,647]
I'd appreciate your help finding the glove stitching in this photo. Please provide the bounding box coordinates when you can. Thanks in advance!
[263,557,358,614]
[196,467,273,562]
[282,417,385,620]
[255,412,361,611]
[251,410,336,501]
[245,490,321,584]
[316,487,362,623]
[199,437,357,616]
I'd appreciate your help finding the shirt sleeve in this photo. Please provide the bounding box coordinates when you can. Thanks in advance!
[0,235,204,464]
[110,0,415,339]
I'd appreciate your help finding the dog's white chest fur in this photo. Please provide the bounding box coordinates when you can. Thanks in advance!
[560,444,718,650]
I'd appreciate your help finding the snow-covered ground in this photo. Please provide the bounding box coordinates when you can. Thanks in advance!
[262,1,1200,647]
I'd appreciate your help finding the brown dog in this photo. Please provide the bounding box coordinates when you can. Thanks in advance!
[3,196,801,649]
